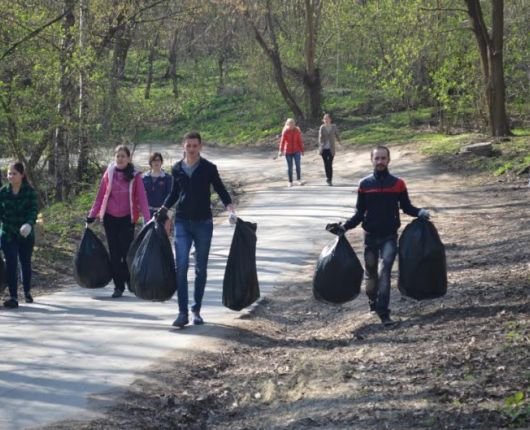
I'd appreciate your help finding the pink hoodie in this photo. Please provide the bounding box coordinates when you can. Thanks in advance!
[89,163,150,223]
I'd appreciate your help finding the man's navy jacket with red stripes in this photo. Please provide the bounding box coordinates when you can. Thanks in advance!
[344,168,420,237]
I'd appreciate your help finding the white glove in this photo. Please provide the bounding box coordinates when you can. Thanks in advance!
[228,212,238,225]
[418,209,431,219]
[20,223,32,237]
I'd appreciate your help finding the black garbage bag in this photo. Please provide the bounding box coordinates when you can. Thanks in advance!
[398,218,447,300]
[73,227,112,288]
[127,219,176,301]
[126,217,156,293]
[223,217,260,311]
[313,224,363,304]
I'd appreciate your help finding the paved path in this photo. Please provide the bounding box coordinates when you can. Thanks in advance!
[0,144,362,429]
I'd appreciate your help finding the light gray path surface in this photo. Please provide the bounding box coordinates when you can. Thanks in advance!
[0,145,360,429]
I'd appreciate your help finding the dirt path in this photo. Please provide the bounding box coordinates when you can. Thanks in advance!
[42,144,530,430]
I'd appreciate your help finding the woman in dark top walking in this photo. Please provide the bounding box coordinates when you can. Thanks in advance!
[0,162,38,308]
[143,152,172,233]
[318,113,341,186]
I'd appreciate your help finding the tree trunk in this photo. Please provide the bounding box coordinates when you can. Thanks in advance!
[102,23,134,134]
[464,0,511,136]
[167,26,179,98]
[303,0,322,123]
[144,31,159,100]
[489,0,510,136]
[54,0,76,201]
[77,0,90,184]
[247,1,304,123]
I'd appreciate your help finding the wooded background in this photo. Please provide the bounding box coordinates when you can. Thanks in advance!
[0,0,528,202]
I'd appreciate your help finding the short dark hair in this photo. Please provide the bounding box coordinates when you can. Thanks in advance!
[149,152,163,166]
[371,145,390,159]
[184,131,202,144]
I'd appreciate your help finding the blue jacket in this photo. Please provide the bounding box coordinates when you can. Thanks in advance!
[142,171,172,212]
[163,158,232,221]
[344,169,420,237]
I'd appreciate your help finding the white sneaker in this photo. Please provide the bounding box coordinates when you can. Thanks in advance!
[297,180,305,186]
[288,182,293,187]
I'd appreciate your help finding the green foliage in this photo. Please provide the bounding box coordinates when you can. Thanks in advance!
[420,134,475,156]
[501,391,530,427]
[41,186,97,242]
[340,109,436,146]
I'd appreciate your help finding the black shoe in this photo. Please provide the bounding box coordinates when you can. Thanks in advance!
[369,302,376,313]
[380,315,397,327]
[172,313,189,328]
[192,311,204,325]
[326,179,332,186]
[4,298,19,309]
[111,290,123,298]
[24,294,33,303]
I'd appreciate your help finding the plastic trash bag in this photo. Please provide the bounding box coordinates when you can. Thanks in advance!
[313,224,363,304]
[127,219,176,301]
[223,217,260,311]
[398,218,447,300]
[125,217,154,293]
[73,227,112,288]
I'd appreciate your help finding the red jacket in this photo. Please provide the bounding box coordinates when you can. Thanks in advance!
[279,127,304,155]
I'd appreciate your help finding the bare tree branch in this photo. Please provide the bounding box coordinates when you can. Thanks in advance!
[0,10,70,63]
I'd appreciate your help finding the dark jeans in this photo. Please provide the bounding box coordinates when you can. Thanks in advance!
[103,214,135,292]
[285,152,301,182]
[174,218,213,314]
[363,233,398,317]
[1,235,34,299]
[321,149,334,181]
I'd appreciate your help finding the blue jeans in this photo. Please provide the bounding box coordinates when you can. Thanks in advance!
[1,235,34,300]
[285,152,302,183]
[174,219,213,314]
[363,234,397,318]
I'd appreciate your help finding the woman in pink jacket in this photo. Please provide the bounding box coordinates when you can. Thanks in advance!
[278,118,305,187]
[86,145,150,298]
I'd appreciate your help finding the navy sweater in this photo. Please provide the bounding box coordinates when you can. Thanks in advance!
[143,171,172,211]
[163,158,232,221]
[344,169,420,237]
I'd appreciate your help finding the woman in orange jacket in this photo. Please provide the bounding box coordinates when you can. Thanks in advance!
[278,118,305,187]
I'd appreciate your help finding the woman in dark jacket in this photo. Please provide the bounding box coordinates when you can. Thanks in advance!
[0,162,38,308]
[143,152,172,233]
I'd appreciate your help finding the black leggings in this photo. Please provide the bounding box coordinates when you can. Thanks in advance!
[103,214,135,292]
[321,149,334,181]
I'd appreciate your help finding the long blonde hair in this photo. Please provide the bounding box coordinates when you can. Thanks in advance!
[282,118,296,133]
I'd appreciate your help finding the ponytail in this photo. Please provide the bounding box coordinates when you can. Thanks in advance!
[123,163,135,182]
